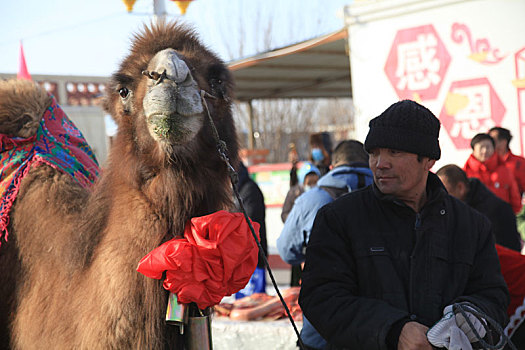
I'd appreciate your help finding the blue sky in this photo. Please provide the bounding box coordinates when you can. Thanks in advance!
[0,0,350,77]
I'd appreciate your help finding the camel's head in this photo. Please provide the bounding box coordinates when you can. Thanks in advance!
[104,21,236,163]
[0,80,51,138]
[142,48,203,144]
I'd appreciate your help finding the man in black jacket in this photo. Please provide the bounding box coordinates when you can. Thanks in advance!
[299,100,509,350]
[436,164,522,251]
[235,162,267,296]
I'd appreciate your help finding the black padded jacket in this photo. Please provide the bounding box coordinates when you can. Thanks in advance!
[466,177,522,252]
[299,172,509,350]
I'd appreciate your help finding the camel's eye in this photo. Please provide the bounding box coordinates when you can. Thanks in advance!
[119,87,130,99]
[210,78,225,98]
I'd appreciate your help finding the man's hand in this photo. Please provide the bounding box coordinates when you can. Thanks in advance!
[398,322,433,350]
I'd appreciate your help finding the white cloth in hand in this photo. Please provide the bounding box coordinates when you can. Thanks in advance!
[427,310,472,350]
[444,305,487,342]
[449,326,473,350]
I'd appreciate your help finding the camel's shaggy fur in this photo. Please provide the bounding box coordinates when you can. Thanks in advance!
[0,21,238,349]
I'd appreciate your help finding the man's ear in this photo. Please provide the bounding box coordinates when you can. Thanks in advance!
[457,181,468,201]
[426,159,436,171]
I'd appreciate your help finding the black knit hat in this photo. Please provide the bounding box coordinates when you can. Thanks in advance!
[364,100,441,160]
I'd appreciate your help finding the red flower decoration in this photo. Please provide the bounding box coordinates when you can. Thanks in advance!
[137,210,260,309]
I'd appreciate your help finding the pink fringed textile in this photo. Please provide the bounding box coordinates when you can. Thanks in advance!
[0,97,100,244]
[137,210,260,310]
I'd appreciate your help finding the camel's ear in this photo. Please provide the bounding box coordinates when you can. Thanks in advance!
[102,83,115,116]
[102,85,125,126]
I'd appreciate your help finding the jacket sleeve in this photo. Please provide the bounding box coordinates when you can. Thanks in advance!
[453,216,509,328]
[509,177,522,214]
[240,183,264,226]
[299,205,409,350]
[515,157,525,195]
[493,201,522,252]
[239,182,268,261]
[281,187,299,223]
[277,200,308,266]
[517,207,525,240]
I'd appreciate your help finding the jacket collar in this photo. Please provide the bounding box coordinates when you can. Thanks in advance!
[466,177,493,206]
[372,172,446,212]
[465,152,500,172]
[317,165,373,189]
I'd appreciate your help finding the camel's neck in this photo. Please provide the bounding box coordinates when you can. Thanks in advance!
[100,147,233,238]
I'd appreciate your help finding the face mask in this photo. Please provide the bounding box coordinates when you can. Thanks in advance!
[311,148,324,162]
[304,185,314,192]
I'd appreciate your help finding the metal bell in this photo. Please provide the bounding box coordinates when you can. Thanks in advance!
[187,311,213,350]
[166,293,189,334]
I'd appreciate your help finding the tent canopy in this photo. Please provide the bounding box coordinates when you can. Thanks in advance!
[228,29,351,101]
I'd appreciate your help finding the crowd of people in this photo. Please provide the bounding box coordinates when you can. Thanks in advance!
[237,99,525,350]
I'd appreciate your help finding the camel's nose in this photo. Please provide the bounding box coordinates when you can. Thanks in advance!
[148,48,192,85]
[143,48,203,119]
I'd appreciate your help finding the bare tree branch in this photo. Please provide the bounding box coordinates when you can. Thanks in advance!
[217,0,352,163]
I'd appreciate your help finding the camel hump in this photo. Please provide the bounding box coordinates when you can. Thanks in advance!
[0,79,52,138]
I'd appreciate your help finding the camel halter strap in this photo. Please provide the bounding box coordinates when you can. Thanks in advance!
[200,90,306,350]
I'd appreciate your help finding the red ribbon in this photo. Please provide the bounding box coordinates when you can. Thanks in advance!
[137,210,260,309]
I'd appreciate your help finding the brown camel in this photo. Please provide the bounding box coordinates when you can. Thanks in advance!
[0,21,238,349]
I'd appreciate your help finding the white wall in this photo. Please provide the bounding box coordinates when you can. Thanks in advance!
[346,0,525,169]
[64,106,108,165]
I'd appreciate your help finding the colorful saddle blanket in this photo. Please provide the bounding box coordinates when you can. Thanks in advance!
[0,97,100,243]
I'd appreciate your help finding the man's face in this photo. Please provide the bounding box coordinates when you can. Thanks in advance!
[472,139,494,162]
[488,131,508,155]
[369,148,435,200]
[303,173,319,188]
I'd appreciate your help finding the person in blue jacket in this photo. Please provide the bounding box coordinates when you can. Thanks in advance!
[277,139,373,350]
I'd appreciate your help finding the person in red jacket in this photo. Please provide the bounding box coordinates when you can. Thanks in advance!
[463,133,522,213]
[494,244,525,349]
[489,126,525,196]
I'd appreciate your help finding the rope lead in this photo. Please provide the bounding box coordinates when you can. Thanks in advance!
[452,301,516,350]
[200,91,306,350]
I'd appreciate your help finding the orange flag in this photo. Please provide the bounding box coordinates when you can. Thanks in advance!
[17,42,32,81]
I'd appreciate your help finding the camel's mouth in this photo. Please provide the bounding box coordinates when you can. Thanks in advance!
[142,48,206,146]
[147,112,203,144]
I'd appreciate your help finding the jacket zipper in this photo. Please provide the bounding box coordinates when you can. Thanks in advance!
[408,212,422,313]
